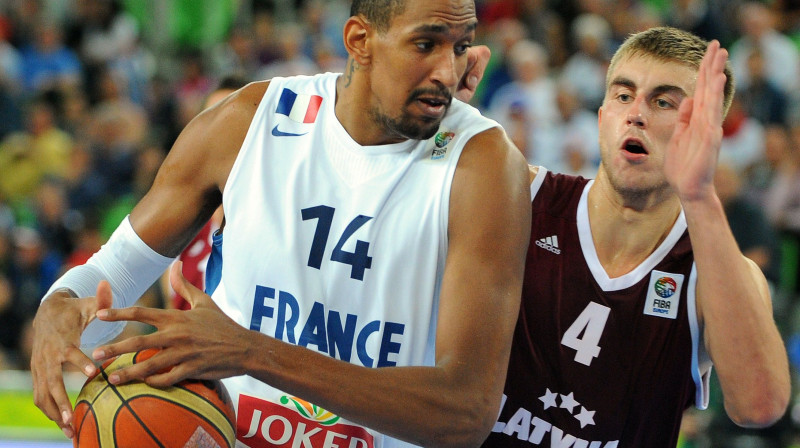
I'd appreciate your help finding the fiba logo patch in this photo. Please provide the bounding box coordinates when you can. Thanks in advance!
[432,131,455,160]
[643,270,684,320]
[654,277,677,298]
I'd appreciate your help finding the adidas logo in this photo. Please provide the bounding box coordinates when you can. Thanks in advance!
[535,235,561,254]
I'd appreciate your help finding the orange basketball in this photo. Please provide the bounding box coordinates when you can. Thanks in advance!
[72,348,236,448]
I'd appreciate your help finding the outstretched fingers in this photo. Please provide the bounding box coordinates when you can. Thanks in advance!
[32,360,74,438]
[696,40,727,128]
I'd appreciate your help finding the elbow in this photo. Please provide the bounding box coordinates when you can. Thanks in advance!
[726,388,790,428]
[430,393,498,448]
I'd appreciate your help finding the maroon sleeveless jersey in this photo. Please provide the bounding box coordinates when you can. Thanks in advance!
[483,170,709,448]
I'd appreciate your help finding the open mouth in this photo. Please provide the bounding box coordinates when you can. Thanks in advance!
[622,138,648,155]
[415,97,450,119]
[419,97,449,109]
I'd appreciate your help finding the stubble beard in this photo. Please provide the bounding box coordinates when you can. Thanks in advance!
[369,88,451,141]
[603,161,671,209]
[369,107,442,141]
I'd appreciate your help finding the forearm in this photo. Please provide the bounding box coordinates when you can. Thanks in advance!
[683,195,790,426]
[241,330,499,448]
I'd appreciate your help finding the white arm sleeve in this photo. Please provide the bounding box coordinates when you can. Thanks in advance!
[43,215,175,348]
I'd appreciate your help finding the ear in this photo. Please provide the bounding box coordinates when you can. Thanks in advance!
[343,16,372,67]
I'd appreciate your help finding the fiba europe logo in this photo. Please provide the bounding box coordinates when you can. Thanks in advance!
[434,131,455,148]
[431,131,456,160]
[654,277,677,298]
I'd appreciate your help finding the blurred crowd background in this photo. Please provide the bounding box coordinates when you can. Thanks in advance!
[0,0,799,446]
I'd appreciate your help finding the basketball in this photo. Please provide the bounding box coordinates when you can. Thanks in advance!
[72,348,236,448]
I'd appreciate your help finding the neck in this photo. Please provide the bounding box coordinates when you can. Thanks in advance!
[335,61,406,146]
[587,174,682,277]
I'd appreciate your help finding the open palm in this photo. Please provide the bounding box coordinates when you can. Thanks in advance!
[664,41,729,203]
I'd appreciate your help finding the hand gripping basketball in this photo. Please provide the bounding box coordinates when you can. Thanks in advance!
[73,348,237,448]
[91,262,253,388]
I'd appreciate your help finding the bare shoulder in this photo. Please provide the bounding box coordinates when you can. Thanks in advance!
[456,126,529,187]
[129,81,273,254]
[164,81,271,192]
[449,125,530,237]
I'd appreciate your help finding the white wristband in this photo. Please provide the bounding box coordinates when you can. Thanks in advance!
[43,215,175,348]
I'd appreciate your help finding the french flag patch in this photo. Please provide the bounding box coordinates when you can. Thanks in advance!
[276,88,323,123]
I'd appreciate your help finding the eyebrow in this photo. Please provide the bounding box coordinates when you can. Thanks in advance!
[609,76,688,98]
[412,21,477,35]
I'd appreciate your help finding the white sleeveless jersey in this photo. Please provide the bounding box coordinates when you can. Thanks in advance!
[211,72,499,448]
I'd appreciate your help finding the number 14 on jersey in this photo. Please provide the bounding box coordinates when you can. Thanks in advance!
[301,205,374,281]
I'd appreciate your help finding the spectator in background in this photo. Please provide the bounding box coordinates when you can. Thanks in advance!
[90,67,148,147]
[720,95,765,174]
[715,163,782,287]
[476,17,527,109]
[517,0,568,68]
[738,47,788,126]
[745,124,794,205]
[65,0,141,105]
[144,74,182,148]
[765,127,800,237]
[173,49,214,130]
[488,38,558,165]
[0,27,24,141]
[550,81,599,177]
[26,98,74,180]
[664,0,726,43]
[99,142,165,240]
[0,25,22,93]
[19,19,81,96]
[251,8,281,68]
[730,1,800,94]
[256,21,319,80]
[765,121,800,300]
[13,223,77,371]
[0,272,17,369]
[59,87,91,139]
[559,13,612,111]
[0,99,74,207]
[209,25,258,81]
[32,178,82,260]
[299,0,349,64]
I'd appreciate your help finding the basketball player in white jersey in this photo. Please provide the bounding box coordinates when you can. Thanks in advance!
[484,27,789,447]
[30,1,530,447]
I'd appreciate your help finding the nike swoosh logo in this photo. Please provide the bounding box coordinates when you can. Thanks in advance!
[271,124,308,137]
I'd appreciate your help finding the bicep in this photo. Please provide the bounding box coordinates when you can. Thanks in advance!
[435,128,531,381]
[129,85,263,257]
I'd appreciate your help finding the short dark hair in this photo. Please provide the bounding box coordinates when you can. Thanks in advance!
[350,0,407,32]
[607,27,735,117]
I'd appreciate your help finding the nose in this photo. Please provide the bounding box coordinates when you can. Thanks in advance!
[626,97,647,128]
[627,112,645,127]
[431,50,460,89]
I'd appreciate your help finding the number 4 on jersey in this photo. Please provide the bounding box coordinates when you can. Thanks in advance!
[561,301,610,366]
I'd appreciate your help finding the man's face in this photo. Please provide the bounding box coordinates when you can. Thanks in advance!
[597,54,697,199]
[366,0,476,142]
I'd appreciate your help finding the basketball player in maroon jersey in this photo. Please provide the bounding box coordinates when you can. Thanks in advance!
[483,27,790,447]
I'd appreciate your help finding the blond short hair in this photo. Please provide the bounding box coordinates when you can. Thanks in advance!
[606,27,735,117]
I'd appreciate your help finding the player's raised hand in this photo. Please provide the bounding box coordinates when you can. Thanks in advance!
[664,40,728,203]
[456,44,491,103]
[31,281,112,439]
[92,262,251,387]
